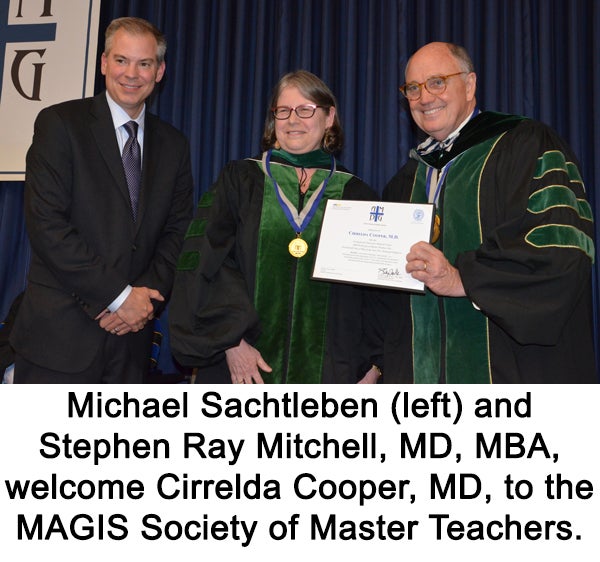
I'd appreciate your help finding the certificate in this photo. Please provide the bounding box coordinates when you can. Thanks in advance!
[312,200,434,292]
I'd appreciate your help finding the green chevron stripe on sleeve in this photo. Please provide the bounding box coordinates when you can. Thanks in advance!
[525,224,595,261]
[566,162,584,187]
[184,218,207,239]
[176,250,200,271]
[197,191,215,208]
[533,150,583,184]
[528,186,593,221]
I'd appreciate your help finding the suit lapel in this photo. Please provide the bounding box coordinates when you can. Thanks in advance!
[136,112,160,231]
[89,93,135,220]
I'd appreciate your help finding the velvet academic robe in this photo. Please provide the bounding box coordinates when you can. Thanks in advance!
[382,112,596,383]
[170,151,382,383]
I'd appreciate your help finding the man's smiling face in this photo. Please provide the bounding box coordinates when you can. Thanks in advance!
[101,28,165,119]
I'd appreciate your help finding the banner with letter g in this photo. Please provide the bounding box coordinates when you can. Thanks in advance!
[0,0,100,181]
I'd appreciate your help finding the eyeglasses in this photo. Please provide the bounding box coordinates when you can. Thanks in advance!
[272,104,326,120]
[399,72,468,101]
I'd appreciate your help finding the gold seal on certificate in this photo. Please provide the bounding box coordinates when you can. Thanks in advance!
[289,236,308,258]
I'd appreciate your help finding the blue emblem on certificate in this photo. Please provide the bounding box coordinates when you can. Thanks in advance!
[413,208,425,222]
[369,205,384,222]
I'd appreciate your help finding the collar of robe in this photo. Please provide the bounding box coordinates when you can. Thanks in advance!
[271,147,332,168]
[411,111,527,169]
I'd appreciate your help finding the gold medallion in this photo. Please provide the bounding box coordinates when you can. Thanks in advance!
[288,236,308,258]
[431,214,441,243]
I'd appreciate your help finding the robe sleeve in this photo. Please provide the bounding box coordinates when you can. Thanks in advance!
[341,177,387,377]
[456,120,595,346]
[169,161,261,367]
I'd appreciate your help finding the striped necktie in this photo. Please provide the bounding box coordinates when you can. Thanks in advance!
[122,120,141,220]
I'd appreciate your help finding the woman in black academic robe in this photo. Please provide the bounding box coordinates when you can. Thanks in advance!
[170,71,383,384]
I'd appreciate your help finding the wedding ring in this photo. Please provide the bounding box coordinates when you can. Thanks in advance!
[423,261,428,271]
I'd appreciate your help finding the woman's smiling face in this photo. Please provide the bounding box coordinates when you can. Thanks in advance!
[274,86,335,154]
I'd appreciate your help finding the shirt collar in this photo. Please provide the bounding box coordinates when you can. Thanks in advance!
[416,107,479,156]
[105,91,145,132]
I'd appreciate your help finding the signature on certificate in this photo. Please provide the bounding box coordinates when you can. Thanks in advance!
[378,267,403,278]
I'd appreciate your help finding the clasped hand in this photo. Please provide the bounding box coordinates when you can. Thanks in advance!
[96,286,164,335]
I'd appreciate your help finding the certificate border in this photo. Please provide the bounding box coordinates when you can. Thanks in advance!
[311,200,435,294]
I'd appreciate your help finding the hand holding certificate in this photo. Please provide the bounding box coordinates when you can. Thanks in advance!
[312,200,434,292]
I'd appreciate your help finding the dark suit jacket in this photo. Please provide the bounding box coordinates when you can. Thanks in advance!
[0,292,23,371]
[11,92,193,373]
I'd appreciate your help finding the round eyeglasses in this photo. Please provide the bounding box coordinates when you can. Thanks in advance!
[399,72,468,101]
[272,104,326,120]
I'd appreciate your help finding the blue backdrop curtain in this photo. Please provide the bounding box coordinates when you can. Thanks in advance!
[1,0,598,374]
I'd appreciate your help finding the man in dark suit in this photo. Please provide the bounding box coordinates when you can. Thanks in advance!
[10,17,193,383]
